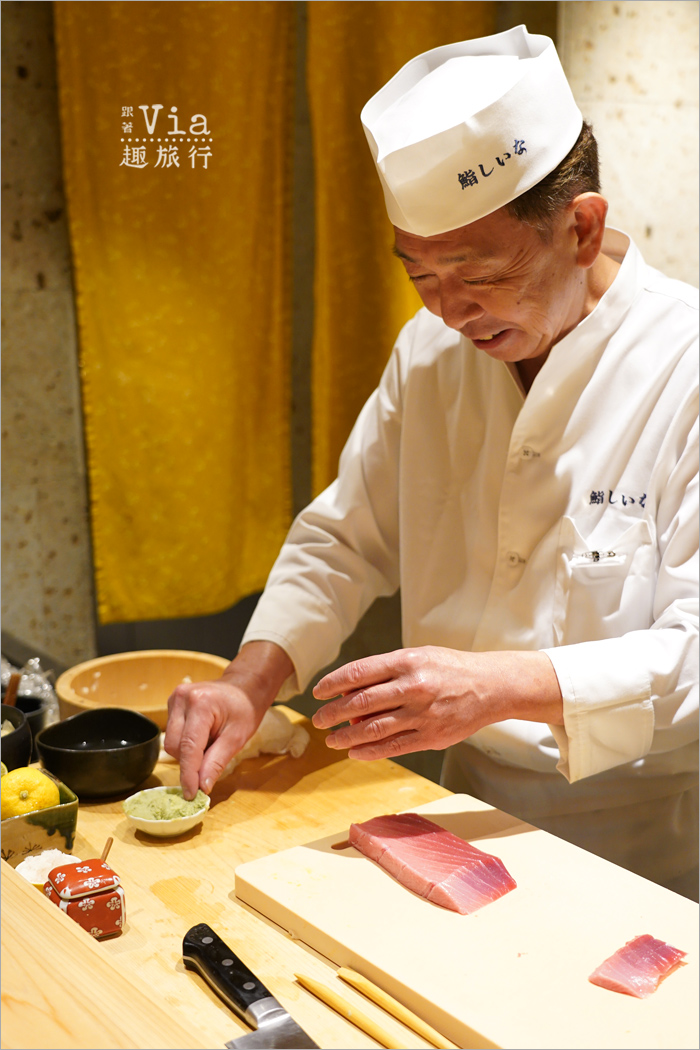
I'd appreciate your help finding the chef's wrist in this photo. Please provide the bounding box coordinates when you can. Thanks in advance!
[511,650,564,726]
[475,649,563,727]
[220,640,295,713]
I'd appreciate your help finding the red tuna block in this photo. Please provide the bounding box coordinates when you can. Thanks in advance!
[588,934,687,997]
[348,812,516,915]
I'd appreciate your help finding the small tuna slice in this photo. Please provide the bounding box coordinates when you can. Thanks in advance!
[588,935,687,998]
[348,812,516,915]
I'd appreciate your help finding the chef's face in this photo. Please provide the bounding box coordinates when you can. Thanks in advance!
[393,203,593,366]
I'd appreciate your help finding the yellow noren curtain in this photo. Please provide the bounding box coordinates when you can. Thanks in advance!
[307,1,498,494]
[54,1,295,625]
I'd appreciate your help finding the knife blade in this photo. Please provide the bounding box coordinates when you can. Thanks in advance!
[182,923,319,1050]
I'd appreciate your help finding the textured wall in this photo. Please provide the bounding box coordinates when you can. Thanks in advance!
[1,1,96,665]
[559,0,699,285]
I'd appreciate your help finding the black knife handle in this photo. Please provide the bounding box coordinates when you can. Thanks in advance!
[183,923,273,1021]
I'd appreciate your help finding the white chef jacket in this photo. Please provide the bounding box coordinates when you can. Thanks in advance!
[242,230,698,885]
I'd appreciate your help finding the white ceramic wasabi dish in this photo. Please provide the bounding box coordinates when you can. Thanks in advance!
[122,785,210,837]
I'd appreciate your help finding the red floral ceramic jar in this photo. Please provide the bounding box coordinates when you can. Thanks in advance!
[44,858,125,940]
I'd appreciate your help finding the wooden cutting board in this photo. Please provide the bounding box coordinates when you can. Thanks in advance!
[235,794,698,1050]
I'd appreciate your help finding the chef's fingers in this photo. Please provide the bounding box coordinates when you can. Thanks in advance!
[347,729,425,761]
[312,676,407,730]
[313,652,400,701]
[163,683,190,760]
[197,729,248,795]
[323,708,412,751]
[175,694,221,799]
[326,714,425,761]
[178,732,210,799]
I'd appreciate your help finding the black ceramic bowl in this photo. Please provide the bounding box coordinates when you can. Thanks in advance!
[1,704,33,771]
[35,708,160,798]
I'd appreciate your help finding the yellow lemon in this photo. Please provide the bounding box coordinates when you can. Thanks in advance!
[0,762,7,777]
[1,767,60,819]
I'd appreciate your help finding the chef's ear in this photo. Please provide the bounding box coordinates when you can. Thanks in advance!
[570,192,609,269]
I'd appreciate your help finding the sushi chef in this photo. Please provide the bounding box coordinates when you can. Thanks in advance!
[165,27,698,898]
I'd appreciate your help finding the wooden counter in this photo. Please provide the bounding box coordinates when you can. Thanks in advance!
[3,707,697,1050]
[1,708,449,1050]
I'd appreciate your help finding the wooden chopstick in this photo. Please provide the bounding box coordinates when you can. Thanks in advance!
[337,967,459,1050]
[294,972,412,1050]
[4,673,21,708]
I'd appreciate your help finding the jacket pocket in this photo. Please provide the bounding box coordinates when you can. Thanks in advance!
[552,516,657,646]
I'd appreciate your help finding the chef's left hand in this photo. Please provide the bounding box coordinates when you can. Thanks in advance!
[311,646,563,760]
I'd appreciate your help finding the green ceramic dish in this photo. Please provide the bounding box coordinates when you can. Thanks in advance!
[1,775,79,867]
[123,785,210,837]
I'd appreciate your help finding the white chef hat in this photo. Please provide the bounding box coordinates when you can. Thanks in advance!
[361,25,583,236]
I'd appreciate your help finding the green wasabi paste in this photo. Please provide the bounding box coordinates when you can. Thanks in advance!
[124,787,208,821]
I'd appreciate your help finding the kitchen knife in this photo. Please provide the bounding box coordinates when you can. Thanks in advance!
[182,923,319,1050]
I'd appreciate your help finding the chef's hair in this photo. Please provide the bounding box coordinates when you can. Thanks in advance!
[506,121,600,238]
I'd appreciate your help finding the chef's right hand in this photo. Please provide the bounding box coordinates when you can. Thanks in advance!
[164,641,295,799]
